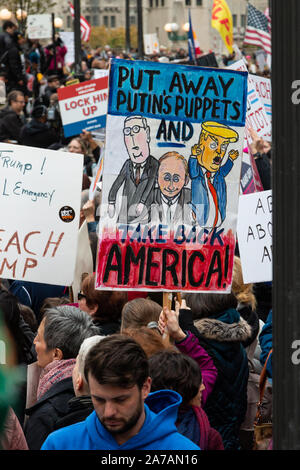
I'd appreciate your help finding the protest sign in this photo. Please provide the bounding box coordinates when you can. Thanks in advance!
[228,60,271,143]
[57,77,108,137]
[96,58,247,293]
[60,32,75,65]
[92,69,109,80]
[237,190,272,283]
[27,14,52,39]
[144,34,159,55]
[251,74,272,129]
[240,150,264,194]
[0,143,83,285]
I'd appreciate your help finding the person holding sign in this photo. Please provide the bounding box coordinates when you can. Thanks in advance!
[189,121,239,230]
[108,115,159,224]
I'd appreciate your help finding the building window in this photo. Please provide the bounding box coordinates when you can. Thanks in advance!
[67,15,71,28]
[185,0,191,6]
[111,16,116,28]
[232,14,237,27]
[149,0,153,7]
[86,15,91,24]
[196,0,202,5]
[161,0,165,6]
[103,15,109,27]
[130,15,136,25]
[93,15,99,26]
[155,0,159,6]
[241,14,246,27]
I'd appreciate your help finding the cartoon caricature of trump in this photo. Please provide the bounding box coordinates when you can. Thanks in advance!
[188,121,239,229]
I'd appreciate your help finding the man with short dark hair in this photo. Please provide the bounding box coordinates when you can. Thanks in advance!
[0,90,25,142]
[41,334,200,450]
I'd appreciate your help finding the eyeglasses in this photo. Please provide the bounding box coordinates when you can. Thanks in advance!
[78,292,87,300]
[123,125,145,136]
[15,100,25,104]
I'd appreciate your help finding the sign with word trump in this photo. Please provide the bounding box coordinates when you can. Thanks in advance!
[58,77,108,137]
[0,143,83,285]
[237,190,272,283]
[95,59,247,293]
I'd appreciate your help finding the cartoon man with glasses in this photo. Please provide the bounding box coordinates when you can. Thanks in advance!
[189,121,239,230]
[108,115,159,223]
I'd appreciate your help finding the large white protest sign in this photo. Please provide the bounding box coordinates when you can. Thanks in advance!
[251,74,272,131]
[0,143,83,285]
[60,32,75,65]
[58,77,108,137]
[228,60,271,143]
[237,190,272,283]
[27,14,52,40]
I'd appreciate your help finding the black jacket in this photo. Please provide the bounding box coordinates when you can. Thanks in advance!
[20,119,59,148]
[24,377,75,450]
[0,106,25,142]
[54,395,94,430]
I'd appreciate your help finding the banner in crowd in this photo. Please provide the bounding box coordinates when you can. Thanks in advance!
[211,0,234,54]
[237,189,272,283]
[58,77,108,137]
[0,143,83,285]
[228,60,271,143]
[96,58,247,293]
[27,14,52,39]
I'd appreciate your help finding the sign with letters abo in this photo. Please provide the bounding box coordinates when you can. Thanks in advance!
[0,143,83,285]
[237,190,272,283]
[96,58,247,293]
[58,77,108,138]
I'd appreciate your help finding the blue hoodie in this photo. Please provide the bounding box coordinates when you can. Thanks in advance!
[41,390,200,450]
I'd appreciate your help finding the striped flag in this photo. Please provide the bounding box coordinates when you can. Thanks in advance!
[69,2,91,42]
[264,7,271,33]
[188,10,202,63]
[243,3,271,55]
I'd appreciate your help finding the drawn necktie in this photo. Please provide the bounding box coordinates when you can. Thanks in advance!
[135,164,141,186]
[206,171,219,229]
[166,200,172,225]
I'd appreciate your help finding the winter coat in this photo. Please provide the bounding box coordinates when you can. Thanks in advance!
[179,308,250,450]
[41,390,200,450]
[1,408,28,450]
[0,106,25,142]
[177,405,224,450]
[24,377,75,450]
[20,119,59,149]
[175,332,217,406]
[259,310,272,380]
[54,395,94,430]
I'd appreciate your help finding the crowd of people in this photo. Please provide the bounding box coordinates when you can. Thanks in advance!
[0,18,273,452]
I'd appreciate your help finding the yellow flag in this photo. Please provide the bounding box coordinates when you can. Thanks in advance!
[211,0,233,54]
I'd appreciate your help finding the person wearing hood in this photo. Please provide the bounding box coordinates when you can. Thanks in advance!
[20,104,59,148]
[41,334,200,450]
[178,291,251,450]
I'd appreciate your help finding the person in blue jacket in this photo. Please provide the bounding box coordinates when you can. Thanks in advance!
[41,334,200,451]
[259,310,272,381]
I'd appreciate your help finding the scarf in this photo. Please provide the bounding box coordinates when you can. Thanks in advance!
[37,358,76,401]
[177,406,212,450]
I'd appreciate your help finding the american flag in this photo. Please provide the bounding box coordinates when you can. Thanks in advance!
[69,2,91,42]
[243,3,271,55]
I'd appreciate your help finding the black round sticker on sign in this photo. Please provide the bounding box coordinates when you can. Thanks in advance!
[59,206,75,223]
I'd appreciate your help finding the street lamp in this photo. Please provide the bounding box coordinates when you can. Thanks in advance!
[16,9,27,21]
[0,8,12,21]
[54,17,63,29]
[164,22,188,41]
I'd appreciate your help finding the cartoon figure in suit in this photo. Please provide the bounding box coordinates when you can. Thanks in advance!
[189,121,239,229]
[108,115,159,224]
[150,151,193,226]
